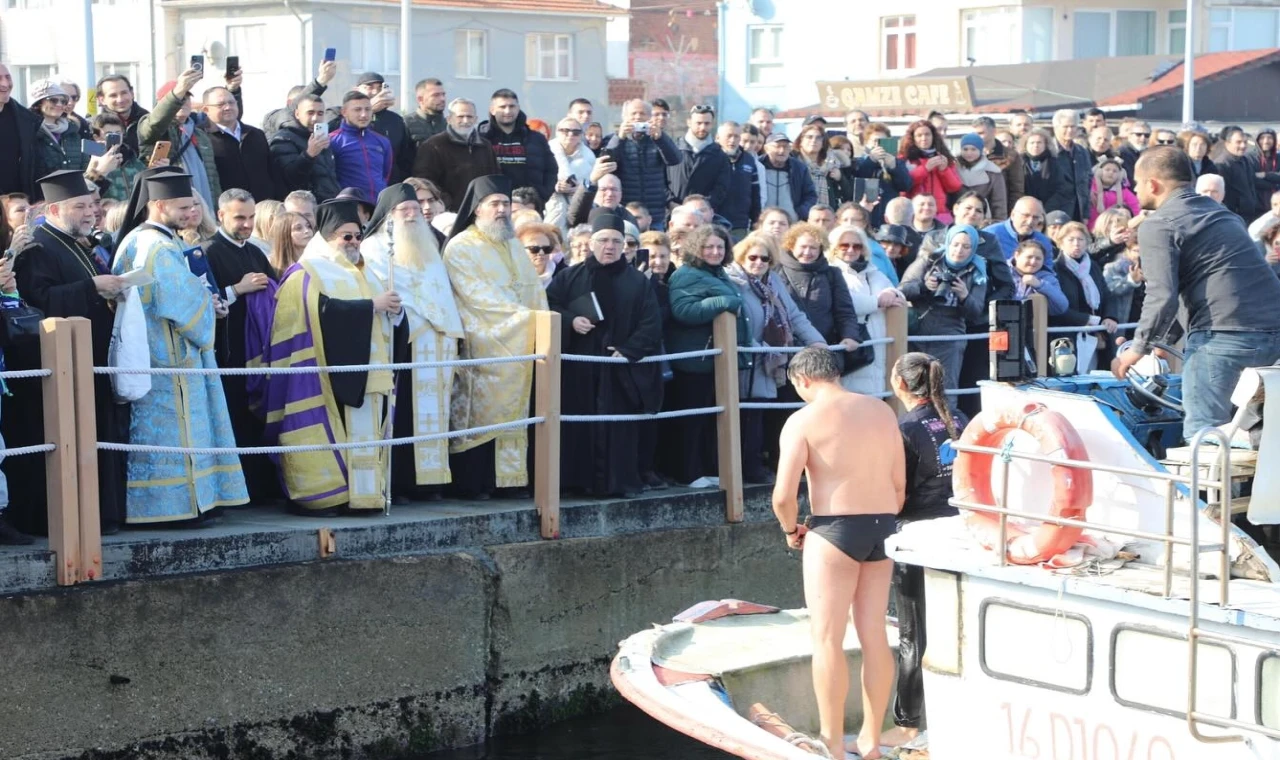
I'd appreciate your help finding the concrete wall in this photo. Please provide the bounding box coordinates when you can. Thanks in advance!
[0,518,802,759]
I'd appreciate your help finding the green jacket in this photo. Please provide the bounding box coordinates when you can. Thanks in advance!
[665,262,751,374]
[100,155,149,202]
[32,123,88,199]
[137,91,222,201]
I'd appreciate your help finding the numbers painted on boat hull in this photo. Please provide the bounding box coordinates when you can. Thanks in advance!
[1000,703,1177,760]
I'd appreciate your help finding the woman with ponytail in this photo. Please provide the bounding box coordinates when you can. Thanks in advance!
[884,352,970,751]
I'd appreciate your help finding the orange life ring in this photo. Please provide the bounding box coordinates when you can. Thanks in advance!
[953,402,1093,565]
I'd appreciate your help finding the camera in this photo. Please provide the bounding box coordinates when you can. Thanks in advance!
[633,122,650,136]
[933,269,958,299]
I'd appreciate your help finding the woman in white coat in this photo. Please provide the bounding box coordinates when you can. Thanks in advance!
[828,224,906,395]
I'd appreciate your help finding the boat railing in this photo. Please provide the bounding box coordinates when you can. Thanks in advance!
[952,430,1280,746]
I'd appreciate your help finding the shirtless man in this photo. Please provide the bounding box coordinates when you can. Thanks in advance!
[773,347,906,760]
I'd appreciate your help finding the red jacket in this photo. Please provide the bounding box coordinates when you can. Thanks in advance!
[904,156,963,225]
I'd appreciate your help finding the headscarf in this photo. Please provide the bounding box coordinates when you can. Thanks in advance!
[447,174,512,248]
[366,183,419,237]
[942,224,978,271]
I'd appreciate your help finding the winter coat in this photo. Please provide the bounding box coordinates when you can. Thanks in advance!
[412,128,499,211]
[903,156,963,225]
[974,228,1016,323]
[725,264,823,399]
[668,135,732,211]
[761,155,819,222]
[543,141,597,233]
[987,142,1024,209]
[1216,152,1264,221]
[989,220,1058,273]
[1118,144,1141,187]
[604,131,682,227]
[261,79,327,141]
[1020,152,1061,208]
[32,122,89,197]
[774,248,861,345]
[831,257,896,395]
[203,121,280,202]
[1,100,41,197]
[665,260,750,374]
[1053,251,1116,363]
[478,111,557,206]
[849,154,912,228]
[404,109,447,147]
[1009,261,1068,315]
[719,148,762,230]
[1046,141,1093,222]
[269,120,340,202]
[1103,255,1143,326]
[1087,179,1141,229]
[372,109,416,184]
[564,183,638,229]
[137,92,223,203]
[955,156,1009,222]
[329,121,393,202]
[900,252,988,336]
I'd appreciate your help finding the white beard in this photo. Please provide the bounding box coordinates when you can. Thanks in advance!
[391,218,440,270]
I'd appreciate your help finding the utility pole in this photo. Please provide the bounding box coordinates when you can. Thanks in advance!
[400,0,413,112]
[1182,0,1196,124]
[82,0,96,99]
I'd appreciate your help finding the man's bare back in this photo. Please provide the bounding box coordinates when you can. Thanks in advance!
[786,392,905,518]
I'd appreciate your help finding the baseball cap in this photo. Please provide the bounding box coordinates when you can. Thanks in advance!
[765,132,791,145]
[356,72,385,86]
[1045,211,1071,227]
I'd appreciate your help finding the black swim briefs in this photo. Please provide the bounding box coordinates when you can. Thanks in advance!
[806,513,897,562]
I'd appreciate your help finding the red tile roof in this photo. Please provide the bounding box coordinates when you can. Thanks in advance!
[369,0,622,15]
[1098,48,1280,106]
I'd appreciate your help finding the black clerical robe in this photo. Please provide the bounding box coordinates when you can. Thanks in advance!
[4,222,127,533]
[205,232,279,503]
[546,257,663,497]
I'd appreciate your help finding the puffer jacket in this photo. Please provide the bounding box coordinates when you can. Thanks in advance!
[329,121,393,201]
[903,155,963,225]
[668,134,732,211]
[137,92,222,203]
[478,111,557,206]
[774,248,861,345]
[604,130,682,228]
[719,148,762,231]
[32,122,88,197]
[665,260,750,375]
[270,119,340,201]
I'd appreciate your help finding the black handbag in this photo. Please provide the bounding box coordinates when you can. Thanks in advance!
[842,320,875,374]
[0,299,44,347]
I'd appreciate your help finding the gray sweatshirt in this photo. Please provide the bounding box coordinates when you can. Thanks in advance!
[1133,187,1280,354]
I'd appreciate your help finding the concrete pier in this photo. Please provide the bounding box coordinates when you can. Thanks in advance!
[0,487,804,759]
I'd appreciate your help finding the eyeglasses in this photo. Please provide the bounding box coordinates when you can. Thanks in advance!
[525,245,554,255]
[745,254,771,263]
[558,128,582,135]
[340,232,364,242]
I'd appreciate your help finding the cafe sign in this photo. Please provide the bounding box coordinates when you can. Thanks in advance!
[817,77,976,112]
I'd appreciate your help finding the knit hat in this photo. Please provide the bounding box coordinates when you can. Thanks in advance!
[27,79,67,106]
[960,133,985,152]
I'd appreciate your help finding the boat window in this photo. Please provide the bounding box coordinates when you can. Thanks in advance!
[1111,625,1235,719]
[1259,653,1280,730]
[980,599,1092,694]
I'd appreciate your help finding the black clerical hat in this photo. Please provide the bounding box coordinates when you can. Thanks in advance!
[144,173,193,201]
[37,170,94,203]
[117,166,189,244]
[366,183,420,236]
[590,213,625,235]
[316,199,364,238]
[447,174,513,248]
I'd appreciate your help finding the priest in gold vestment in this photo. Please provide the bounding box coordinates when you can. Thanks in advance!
[442,175,547,498]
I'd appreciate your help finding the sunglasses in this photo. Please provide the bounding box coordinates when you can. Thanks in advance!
[625,240,638,248]
[1156,139,1177,145]
[746,254,771,263]
[525,245,554,255]
[836,243,864,251]
[558,128,583,135]
[691,104,716,116]
[44,97,69,106]
[340,232,363,242]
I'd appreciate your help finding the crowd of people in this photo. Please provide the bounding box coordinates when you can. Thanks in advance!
[0,56,1278,545]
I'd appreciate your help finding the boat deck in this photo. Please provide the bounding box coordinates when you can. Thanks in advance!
[0,485,776,595]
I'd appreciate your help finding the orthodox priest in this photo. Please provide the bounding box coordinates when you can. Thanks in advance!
[263,199,404,514]
[112,172,248,524]
[443,175,547,499]
[4,170,129,535]
[204,188,277,503]
[546,213,663,497]
[362,183,464,500]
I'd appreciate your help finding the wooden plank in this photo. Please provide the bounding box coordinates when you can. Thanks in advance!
[882,305,908,415]
[39,319,79,586]
[1031,293,1048,378]
[532,310,561,539]
[68,318,102,583]
[712,312,744,523]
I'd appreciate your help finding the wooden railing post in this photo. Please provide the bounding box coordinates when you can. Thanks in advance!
[712,311,743,523]
[68,317,101,582]
[883,305,908,415]
[40,318,80,586]
[1031,294,1048,378]
[532,310,561,539]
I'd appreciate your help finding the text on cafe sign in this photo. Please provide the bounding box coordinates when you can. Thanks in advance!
[818,78,975,112]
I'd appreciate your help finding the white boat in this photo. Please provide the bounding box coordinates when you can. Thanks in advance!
[614,365,1280,759]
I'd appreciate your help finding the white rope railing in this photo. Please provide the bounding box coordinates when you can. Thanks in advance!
[93,354,545,376]
[738,337,894,355]
[0,369,53,379]
[561,406,724,423]
[908,332,992,343]
[560,348,721,365]
[97,417,543,456]
[0,443,57,457]
[1045,321,1139,335]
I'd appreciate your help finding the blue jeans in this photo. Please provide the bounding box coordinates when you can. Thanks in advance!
[1181,330,1280,441]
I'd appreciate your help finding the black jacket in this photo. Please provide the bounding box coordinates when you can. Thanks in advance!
[900,404,968,522]
[566,183,638,229]
[974,229,1015,325]
[412,127,500,211]
[478,111,557,206]
[774,249,861,344]
[269,120,340,202]
[667,136,732,212]
[404,109,447,147]
[1046,141,1093,222]
[203,121,280,202]
[1020,152,1061,209]
[0,100,41,197]
[1216,152,1263,222]
[717,148,762,230]
[261,79,327,141]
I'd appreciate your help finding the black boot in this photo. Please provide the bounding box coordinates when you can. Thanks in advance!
[0,513,35,545]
